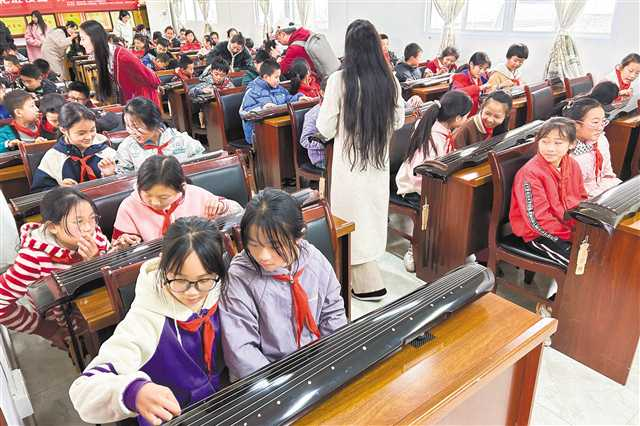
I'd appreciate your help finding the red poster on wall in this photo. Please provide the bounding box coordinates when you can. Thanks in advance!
[0,1,139,17]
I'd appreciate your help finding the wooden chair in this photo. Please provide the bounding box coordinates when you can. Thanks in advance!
[103,129,130,149]
[18,140,56,187]
[487,142,566,313]
[564,73,594,98]
[213,86,250,152]
[181,77,207,138]
[524,81,555,123]
[287,100,323,191]
[102,262,145,321]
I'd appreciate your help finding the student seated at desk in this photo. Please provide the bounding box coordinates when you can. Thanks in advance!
[198,35,214,57]
[488,43,528,90]
[563,97,621,197]
[220,188,347,380]
[380,33,399,67]
[131,34,155,69]
[173,54,195,83]
[299,78,328,169]
[396,91,472,272]
[118,97,205,172]
[603,52,640,112]
[240,59,308,144]
[18,63,58,96]
[65,81,124,133]
[164,26,181,48]
[509,118,587,304]
[113,155,242,241]
[152,52,177,72]
[0,89,46,152]
[454,90,512,147]
[241,48,269,86]
[32,103,117,191]
[207,33,254,73]
[0,188,136,347]
[188,57,234,97]
[38,93,65,140]
[33,58,60,83]
[287,58,321,98]
[2,44,28,62]
[1,55,21,86]
[425,46,459,75]
[394,43,425,83]
[451,52,493,115]
[70,217,227,425]
[150,36,169,57]
[180,30,201,52]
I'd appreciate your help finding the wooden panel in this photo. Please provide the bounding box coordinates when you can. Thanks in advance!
[253,115,295,189]
[297,293,556,425]
[2,17,26,36]
[605,113,640,179]
[60,12,82,25]
[42,14,57,29]
[85,12,113,31]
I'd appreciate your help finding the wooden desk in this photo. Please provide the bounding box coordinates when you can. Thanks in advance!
[202,99,224,152]
[508,86,566,130]
[166,86,190,134]
[416,162,492,283]
[552,212,640,385]
[411,82,449,102]
[253,114,295,189]
[298,293,557,425]
[0,164,28,200]
[604,112,640,179]
[75,215,356,332]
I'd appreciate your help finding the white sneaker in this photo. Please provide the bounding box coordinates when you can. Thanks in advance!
[403,247,415,272]
[546,279,558,299]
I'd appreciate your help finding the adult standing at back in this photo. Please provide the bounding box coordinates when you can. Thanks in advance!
[79,20,160,107]
[25,10,47,61]
[42,21,79,80]
[113,10,134,48]
[206,33,253,72]
[317,19,405,301]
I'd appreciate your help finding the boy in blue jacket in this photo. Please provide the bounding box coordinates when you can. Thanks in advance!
[240,59,311,144]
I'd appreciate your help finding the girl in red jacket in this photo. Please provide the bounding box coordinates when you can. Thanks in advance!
[509,117,587,271]
[451,52,493,115]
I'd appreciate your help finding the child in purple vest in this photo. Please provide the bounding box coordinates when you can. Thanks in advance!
[70,217,228,425]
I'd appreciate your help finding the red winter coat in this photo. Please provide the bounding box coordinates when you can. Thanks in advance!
[509,153,587,243]
[426,58,457,75]
[450,69,488,115]
[113,46,161,108]
[281,27,315,75]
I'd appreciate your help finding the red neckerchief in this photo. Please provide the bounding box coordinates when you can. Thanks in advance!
[271,268,321,348]
[615,67,631,91]
[141,139,170,155]
[177,304,218,374]
[543,155,572,211]
[68,154,97,183]
[445,131,456,154]
[146,196,184,235]
[482,118,494,140]
[131,49,145,59]
[176,68,192,82]
[11,120,40,138]
[49,251,83,265]
[591,140,604,180]
[41,117,57,135]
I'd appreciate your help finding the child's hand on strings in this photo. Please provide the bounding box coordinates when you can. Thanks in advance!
[136,382,182,425]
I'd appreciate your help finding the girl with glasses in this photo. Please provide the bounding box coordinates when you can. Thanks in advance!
[563,97,621,197]
[70,217,228,425]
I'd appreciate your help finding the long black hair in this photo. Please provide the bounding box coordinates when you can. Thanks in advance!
[342,19,398,171]
[137,155,187,197]
[240,188,306,273]
[80,20,113,101]
[287,58,310,95]
[41,187,98,234]
[133,34,150,54]
[159,217,228,290]
[561,97,603,122]
[124,96,163,130]
[406,90,472,159]
[29,10,47,35]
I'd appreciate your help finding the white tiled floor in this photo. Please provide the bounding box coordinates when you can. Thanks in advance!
[8,235,640,426]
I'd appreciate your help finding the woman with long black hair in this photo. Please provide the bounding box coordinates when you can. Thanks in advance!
[79,20,160,107]
[25,10,47,61]
[317,19,405,301]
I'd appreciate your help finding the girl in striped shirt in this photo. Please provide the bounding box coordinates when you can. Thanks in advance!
[0,187,137,347]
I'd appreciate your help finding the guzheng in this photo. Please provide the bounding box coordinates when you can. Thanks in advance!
[241,97,320,122]
[400,72,452,89]
[27,212,245,314]
[166,263,494,426]
[405,101,435,118]
[9,151,226,217]
[0,150,22,168]
[415,120,543,179]
[568,175,640,233]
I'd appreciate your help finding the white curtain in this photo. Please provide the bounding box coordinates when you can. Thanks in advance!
[297,0,313,27]
[544,0,587,80]
[171,0,187,31]
[433,0,465,53]
[257,0,271,40]
[198,0,212,34]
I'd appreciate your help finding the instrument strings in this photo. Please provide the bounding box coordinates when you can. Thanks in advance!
[169,267,482,425]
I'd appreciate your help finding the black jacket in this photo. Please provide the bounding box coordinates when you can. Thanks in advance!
[395,62,423,83]
[206,41,254,71]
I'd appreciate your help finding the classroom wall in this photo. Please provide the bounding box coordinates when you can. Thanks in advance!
[144,0,638,83]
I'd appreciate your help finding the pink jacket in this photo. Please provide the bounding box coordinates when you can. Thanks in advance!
[113,184,243,242]
[396,120,453,195]
[25,23,46,61]
[570,134,621,198]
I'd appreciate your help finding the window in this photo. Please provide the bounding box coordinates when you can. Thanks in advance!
[572,0,615,34]
[464,0,507,31]
[182,1,203,22]
[512,0,556,32]
[312,0,329,30]
[426,3,463,31]
[256,0,328,30]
